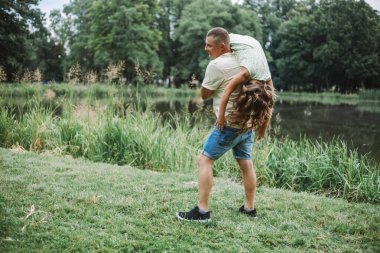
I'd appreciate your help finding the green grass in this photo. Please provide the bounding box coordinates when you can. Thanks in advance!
[0,83,196,99]
[0,148,379,252]
[277,91,359,105]
[0,83,121,98]
[358,89,380,101]
[277,89,379,105]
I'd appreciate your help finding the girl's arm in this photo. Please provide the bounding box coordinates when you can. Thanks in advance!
[216,67,250,130]
[255,116,270,140]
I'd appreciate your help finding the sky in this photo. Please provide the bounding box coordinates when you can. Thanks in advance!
[37,0,70,27]
[38,0,380,16]
[38,0,70,14]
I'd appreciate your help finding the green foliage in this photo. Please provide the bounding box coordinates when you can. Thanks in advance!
[230,7,263,42]
[63,0,163,82]
[2,0,380,90]
[274,15,315,91]
[312,0,380,91]
[277,91,359,104]
[274,0,380,91]
[0,0,65,82]
[49,9,70,47]
[0,0,52,81]
[156,0,191,86]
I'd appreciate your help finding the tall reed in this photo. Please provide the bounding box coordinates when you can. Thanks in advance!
[358,89,380,101]
[86,108,203,171]
[0,109,14,147]
[255,137,379,203]
[12,105,56,151]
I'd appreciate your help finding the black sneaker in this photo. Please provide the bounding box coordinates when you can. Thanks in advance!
[176,206,211,222]
[239,205,257,218]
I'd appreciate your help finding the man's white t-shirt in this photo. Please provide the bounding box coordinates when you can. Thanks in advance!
[230,33,271,81]
[201,53,240,119]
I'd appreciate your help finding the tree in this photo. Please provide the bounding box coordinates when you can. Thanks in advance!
[49,9,70,48]
[0,0,45,81]
[62,0,163,83]
[32,36,65,82]
[312,0,380,91]
[274,15,315,91]
[242,0,317,89]
[156,0,192,87]
[273,0,380,91]
[63,0,97,76]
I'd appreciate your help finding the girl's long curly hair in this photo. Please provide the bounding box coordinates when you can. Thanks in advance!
[229,80,275,139]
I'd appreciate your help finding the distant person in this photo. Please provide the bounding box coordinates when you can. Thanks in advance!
[176,27,269,222]
[216,33,275,140]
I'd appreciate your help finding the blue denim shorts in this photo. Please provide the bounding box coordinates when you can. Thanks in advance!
[202,126,254,160]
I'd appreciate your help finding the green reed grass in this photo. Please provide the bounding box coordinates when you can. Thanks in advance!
[54,117,87,157]
[0,83,195,100]
[0,83,42,97]
[86,109,203,171]
[357,101,380,113]
[12,106,56,151]
[255,137,380,203]
[0,83,112,99]
[358,89,380,101]
[277,91,358,105]
[0,103,378,203]
[0,110,14,147]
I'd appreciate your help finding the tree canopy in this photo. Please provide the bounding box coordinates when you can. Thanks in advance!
[274,0,380,91]
[0,0,379,90]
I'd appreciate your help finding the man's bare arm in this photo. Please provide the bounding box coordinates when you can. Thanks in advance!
[200,87,215,100]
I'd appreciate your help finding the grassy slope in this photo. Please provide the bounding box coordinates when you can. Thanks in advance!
[0,148,379,253]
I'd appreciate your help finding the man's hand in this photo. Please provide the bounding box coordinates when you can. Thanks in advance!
[216,116,226,131]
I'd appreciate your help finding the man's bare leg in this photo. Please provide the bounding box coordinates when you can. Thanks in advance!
[197,154,214,211]
[237,159,256,209]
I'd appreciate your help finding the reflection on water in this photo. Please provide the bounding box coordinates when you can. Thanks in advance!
[1,96,379,163]
[274,101,380,163]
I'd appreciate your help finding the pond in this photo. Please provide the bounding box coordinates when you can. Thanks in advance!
[1,94,379,164]
[274,100,380,163]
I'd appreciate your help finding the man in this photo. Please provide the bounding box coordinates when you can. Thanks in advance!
[216,33,273,135]
[176,27,258,222]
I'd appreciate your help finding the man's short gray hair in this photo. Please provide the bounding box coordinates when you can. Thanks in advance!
[207,27,230,46]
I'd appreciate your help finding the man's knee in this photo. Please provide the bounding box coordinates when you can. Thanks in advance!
[198,154,214,167]
[237,159,253,170]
